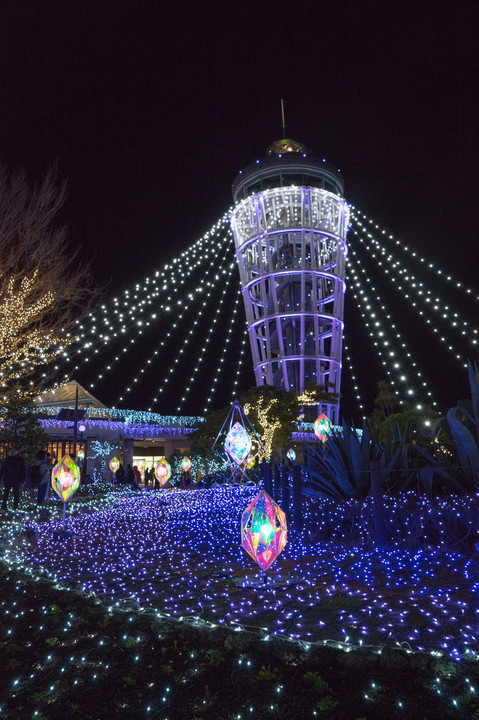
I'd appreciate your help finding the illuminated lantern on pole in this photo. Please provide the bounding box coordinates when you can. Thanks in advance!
[180,457,192,473]
[314,413,332,443]
[77,448,85,462]
[155,458,171,487]
[225,422,252,466]
[241,490,287,572]
[109,456,120,473]
[51,454,81,536]
[286,448,296,462]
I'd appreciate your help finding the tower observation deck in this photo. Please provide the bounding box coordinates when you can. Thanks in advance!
[231,139,349,424]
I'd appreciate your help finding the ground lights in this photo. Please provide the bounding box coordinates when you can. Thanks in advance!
[3,487,479,663]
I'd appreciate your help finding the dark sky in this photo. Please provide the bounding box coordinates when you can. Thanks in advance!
[1,1,478,416]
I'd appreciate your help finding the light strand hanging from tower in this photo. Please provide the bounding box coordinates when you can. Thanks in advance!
[347,250,437,408]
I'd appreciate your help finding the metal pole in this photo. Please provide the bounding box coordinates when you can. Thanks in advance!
[370,460,387,551]
[292,463,303,531]
[280,464,290,523]
[63,501,66,531]
[72,386,79,458]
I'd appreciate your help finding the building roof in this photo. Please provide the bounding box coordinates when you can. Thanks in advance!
[34,380,107,409]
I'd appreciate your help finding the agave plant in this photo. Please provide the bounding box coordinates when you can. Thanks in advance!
[304,420,401,499]
[429,360,479,491]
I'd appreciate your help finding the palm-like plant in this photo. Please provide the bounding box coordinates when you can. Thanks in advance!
[304,420,400,499]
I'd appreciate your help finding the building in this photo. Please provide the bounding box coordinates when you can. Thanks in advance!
[34,381,200,479]
[230,138,349,424]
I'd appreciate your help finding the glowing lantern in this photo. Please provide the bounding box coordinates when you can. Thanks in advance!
[155,458,171,487]
[314,413,332,443]
[225,422,252,466]
[286,448,296,462]
[180,456,192,473]
[77,449,85,461]
[109,456,120,473]
[241,490,287,572]
[246,455,256,469]
[52,454,80,503]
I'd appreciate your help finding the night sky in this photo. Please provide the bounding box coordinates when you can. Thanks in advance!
[1,1,478,416]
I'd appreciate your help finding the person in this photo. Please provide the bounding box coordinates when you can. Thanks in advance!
[35,451,55,506]
[126,463,135,488]
[133,465,141,489]
[144,467,150,488]
[0,446,27,512]
[116,463,125,486]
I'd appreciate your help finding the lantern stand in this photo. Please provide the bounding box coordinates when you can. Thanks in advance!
[212,400,264,483]
[51,455,81,541]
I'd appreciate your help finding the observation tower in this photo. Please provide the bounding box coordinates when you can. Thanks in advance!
[231,138,349,424]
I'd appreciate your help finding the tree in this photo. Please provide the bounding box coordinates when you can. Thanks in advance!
[0,164,98,398]
[369,380,439,444]
[0,394,50,463]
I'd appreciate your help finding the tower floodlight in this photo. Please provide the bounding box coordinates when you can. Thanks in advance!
[231,139,348,424]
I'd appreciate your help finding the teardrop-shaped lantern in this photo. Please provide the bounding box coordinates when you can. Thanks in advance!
[224,422,252,466]
[314,413,332,443]
[109,456,120,473]
[155,458,171,487]
[52,454,81,503]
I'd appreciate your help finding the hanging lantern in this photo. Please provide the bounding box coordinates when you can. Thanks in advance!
[155,458,171,487]
[180,456,192,473]
[51,454,81,503]
[286,448,296,462]
[109,456,120,473]
[314,413,332,443]
[241,490,287,572]
[225,422,252,466]
[77,448,85,462]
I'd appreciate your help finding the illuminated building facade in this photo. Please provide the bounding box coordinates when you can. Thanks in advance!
[231,139,349,424]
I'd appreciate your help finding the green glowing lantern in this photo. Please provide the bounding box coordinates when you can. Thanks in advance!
[314,413,332,443]
[155,458,171,487]
[241,490,287,572]
[109,456,120,473]
[77,448,85,461]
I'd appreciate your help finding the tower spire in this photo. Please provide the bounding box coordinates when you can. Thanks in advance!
[281,98,286,138]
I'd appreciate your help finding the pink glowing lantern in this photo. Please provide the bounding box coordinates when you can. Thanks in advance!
[155,458,171,487]
[314,413,332,443]
[77,448,85,462]
[109,456,120,473]
[241,490,287,572]
[225,422,252,466]
[180,456,192,473]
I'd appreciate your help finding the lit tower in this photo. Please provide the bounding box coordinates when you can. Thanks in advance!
[231,139,349,424]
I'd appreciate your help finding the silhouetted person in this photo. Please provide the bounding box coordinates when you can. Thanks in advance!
[0,446,27,512]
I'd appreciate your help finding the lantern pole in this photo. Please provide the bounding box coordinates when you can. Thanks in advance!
[72,385,79,458]
[62,501,67,531]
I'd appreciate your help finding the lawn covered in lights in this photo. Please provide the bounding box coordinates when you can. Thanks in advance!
[6,487,479,663]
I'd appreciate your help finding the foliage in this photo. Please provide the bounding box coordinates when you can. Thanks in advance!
[430,361,479,490]
[0,164,98,397]
[369,380,440,444]
[0,393,50,462]
[304,420,399,499]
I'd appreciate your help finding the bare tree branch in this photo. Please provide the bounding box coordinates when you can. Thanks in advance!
[0,164,100,397]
